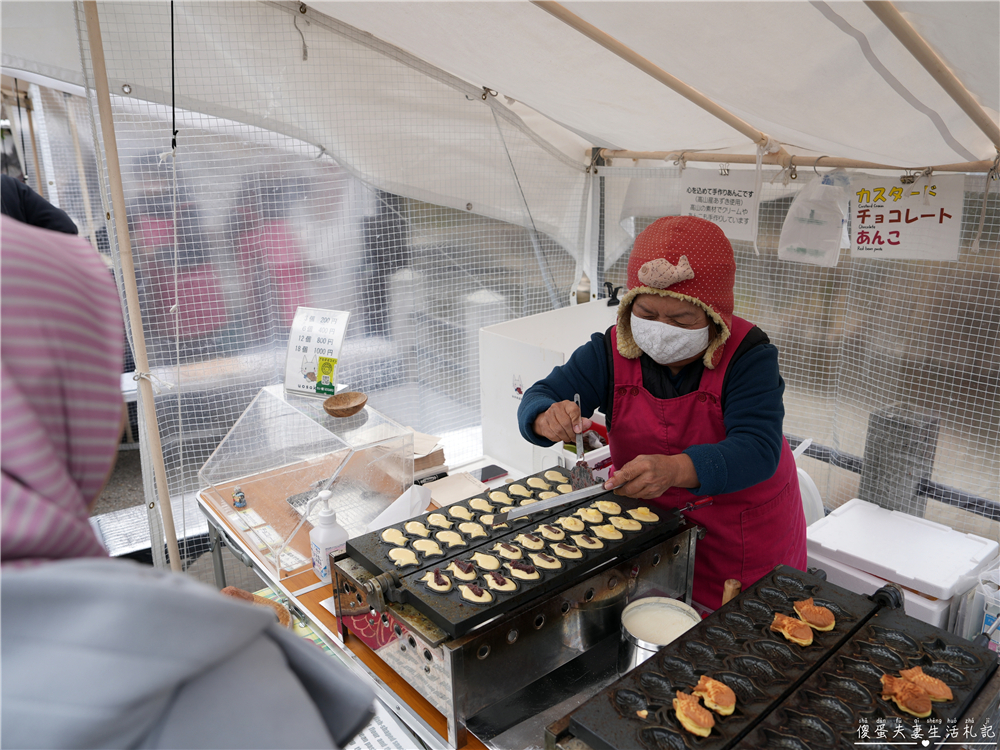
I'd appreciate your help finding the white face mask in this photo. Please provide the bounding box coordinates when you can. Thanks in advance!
[630,313,710,366]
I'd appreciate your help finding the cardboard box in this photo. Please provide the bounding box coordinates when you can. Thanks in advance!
[480,303,619,473]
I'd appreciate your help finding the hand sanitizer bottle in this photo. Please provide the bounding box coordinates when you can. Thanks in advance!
[310,491,348,583]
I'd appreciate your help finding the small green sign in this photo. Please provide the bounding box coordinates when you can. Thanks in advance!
[315,356,339,395]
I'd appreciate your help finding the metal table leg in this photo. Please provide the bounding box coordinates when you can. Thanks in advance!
[208,523,227,590]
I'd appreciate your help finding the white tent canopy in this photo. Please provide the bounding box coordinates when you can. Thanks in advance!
[5,1,998,169]
[3,1,998,558]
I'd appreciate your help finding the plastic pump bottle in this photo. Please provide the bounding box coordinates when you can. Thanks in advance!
[310,490,348,583]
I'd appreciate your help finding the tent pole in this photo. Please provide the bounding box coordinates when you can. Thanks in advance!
[83,1,183,572]
[23,96,47,201]
[599,150,994,174]
[865,1,1000,151]
[532,1,790,164]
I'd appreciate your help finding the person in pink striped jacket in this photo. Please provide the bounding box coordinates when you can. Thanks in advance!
[0,217,373,748]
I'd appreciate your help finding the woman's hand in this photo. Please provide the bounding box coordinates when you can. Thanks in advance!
[604,454,699,498]
[532,400,592,444]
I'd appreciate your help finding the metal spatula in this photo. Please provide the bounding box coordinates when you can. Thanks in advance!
[489,483,607,526]
[570,393,596,490]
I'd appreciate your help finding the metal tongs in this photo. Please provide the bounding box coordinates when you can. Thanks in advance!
[569,393,596,490]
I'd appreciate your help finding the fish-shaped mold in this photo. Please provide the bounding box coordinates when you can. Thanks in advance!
[799,691,855,726]
[719,611,759,634]
[757,586,792,607]
[638,672,675,702]
[870,627,919,654]
[638,726,687,750]
[657,655,697,686]
[820,674,874,706]
[713,671,768,704]
[771,573,816,597]
[749,639,805,667]
[856,641,906,671]
[740,598,774,623]
[919,660,968,686]
[759,729,812,750]
[781,709,837,747]
[613,689,647,716]
[922,638,981,668]
[682,640,721,664]
[729,655,783,685]
[837,656,885,685]
[704,625,738,650]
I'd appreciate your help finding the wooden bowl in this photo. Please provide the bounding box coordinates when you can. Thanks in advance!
[324,391,368,418]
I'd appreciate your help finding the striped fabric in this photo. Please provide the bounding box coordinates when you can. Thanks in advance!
[2,216,124,565]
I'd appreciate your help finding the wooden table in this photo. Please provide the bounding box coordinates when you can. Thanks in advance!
[199,492,489,750]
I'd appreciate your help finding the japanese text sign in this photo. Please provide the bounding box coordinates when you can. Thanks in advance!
[284,307,350,397]
[680,168,758,242]
[850,174,962,261]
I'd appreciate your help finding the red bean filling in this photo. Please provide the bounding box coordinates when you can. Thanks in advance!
[557,543,576,552]
[543,525,560,534]
[523,534,540,543]
[467,583,485,597]
[510,560,536,573]
[433,569,447,587]
[453,560,475,574]
[488,571,506,585]
[581,535,596,544]
[538,553,555,563]
[501,543,517,553]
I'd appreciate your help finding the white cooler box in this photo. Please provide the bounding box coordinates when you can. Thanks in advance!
[807,498,999,630]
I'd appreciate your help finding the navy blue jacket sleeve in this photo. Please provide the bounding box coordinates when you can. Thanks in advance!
[516,332,785,497]
[683,343,785,497]
[517,333,609,446]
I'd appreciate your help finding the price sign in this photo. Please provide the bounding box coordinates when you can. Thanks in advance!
[284,307,350,397]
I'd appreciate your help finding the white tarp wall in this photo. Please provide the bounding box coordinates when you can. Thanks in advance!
[2,1,997,563]
[69,1,589,566]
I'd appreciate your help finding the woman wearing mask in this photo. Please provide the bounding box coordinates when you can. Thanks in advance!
[517,216,806,611]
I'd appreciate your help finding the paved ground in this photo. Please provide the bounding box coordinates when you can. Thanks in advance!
[91,448,145,516]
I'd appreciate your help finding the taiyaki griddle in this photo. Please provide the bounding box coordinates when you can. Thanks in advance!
[344,468,681,638]
[567,567,880,750]
[741,608,997,750]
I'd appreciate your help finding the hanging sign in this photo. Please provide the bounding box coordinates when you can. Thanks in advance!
[850,174,963,261]
[680,167,758,242]
[284,307,350,397]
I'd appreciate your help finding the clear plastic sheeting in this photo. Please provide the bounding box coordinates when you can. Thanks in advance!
[32,86,106,252]
[600,166,999,539]
[76,2,583,567]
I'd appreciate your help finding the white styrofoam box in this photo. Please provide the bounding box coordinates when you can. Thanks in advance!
[807,548,951,629]
[480,303,619,474]
[807,498,999,600]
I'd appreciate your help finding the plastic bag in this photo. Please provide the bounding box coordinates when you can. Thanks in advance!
[777,172,849,267]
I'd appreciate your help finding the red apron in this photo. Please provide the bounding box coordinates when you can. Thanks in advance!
[609,316,807,610]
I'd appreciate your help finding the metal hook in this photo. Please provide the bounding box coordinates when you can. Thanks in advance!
[813,156,828,177]
[719,163,730,177]
[481,87,498,101]
[788,155,797,181]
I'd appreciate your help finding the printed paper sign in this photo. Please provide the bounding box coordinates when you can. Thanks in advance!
[850,175,963,260]
[680,168,758,241]
[284,307,350,397]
